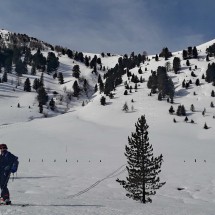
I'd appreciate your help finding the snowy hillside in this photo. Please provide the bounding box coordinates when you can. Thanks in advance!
[0,30,215,215]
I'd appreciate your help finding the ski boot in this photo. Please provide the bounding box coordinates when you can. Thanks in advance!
[0,198,11,205]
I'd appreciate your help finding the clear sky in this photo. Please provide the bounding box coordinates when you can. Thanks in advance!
[0,0,214,54]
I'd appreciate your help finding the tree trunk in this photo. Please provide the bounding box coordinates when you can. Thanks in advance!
[141,132,146,203]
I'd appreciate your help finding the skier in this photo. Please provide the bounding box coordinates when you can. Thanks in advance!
[0,144,19,205]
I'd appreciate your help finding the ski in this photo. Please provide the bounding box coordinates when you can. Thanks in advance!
[0,203,30,207]
[0,200,11,205]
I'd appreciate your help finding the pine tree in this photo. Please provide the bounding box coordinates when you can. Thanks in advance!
[46,52,59,74]
[155,54,159,61]
[211,90,215,97]
[24,78,31,92]
[147,71,157,94]
[195,78,200,86]
[190,104,195,112]
[210,102,214,108]
[181,105,186,116]
[33,78,40,91]
[158,92,162,101]
[58,72,64,84]
[169,106,175,114]
[39,72,44,88]
[191,71,196,77]
[32,48,46,72]
[99,81,104,93]
[182,80,186,88]
[188,46,193,58]
[72,65,81,78]
[138,68,143,74]
[116,115,165,203]
[98,74,102,84]
[49,98,55,111]
[37,86,48,105]
[202,110,205,117]
[159,47,172,60]
[5,58,12,73]
[122,102,129,112]
[182,50,188,60]
[135,83,138,90]
[176,105,181,116]
[92,65,97,75]
[100,96,106,105]
[53,72,57,79]
[204,122,209,129]
[84,56,90,67]
[184,116,188,122]
[24,47,32,64]
[73,80,80,97]
[173,57,181,74]
[12,47,21,65]
[186,60,190,66]
[83,79,88,95]
[2,71,7,82]
[39,103,43,113]
[124,90,128,95]
[15,60,28,76]
[193,46,198,59]
[140,76,144,83]
[109,92,114,99]
[205,63,215,83]
[31,64,36,75]
[94,84,98,92]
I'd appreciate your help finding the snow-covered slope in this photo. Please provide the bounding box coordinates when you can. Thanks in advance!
[0,30,215,215]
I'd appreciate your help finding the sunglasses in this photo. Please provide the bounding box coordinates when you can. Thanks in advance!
[0,147,7,150]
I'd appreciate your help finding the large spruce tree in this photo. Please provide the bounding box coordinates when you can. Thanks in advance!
[117,115,165,203]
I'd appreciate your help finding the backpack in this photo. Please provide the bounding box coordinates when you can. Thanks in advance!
[11,157,19,173]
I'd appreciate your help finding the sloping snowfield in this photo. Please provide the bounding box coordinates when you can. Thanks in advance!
[0,37,215,215]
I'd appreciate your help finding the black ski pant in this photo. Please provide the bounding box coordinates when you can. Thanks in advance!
[0,172,10,200]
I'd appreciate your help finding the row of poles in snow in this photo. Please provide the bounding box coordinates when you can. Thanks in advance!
[26,158,207,163]
[27,158,102,163]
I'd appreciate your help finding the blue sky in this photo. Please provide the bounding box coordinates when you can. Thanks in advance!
[0,0,214,54]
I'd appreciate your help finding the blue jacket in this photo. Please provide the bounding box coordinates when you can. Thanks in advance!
[0,151,19,174]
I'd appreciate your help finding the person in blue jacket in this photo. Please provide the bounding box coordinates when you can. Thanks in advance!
[0,144,19,205]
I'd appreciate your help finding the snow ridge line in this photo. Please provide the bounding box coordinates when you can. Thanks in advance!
[67,164,126,199]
